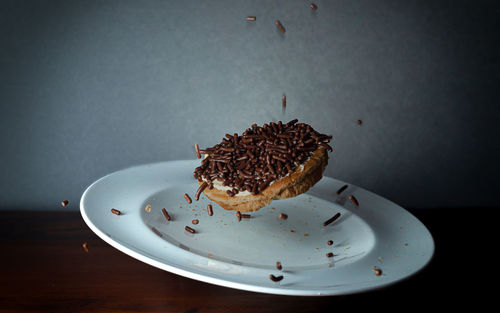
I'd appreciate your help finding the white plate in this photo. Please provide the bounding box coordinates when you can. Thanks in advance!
[80,160,434,296]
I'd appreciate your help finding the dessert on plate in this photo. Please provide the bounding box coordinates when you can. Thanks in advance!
[193,119,332,212]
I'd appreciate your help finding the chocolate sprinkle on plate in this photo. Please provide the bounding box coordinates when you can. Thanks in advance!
[152,227,163,237]
[111,208,121,215]
[276,261,282,271]
[323,212,341,227]
[269,274,284,282]
[336,184,348,195]
[275,20,286,34]
[161,208,171,221]
[184,193,192,204]
[151,227,163,237]
[349,195,359,207]
[373,266,383,276]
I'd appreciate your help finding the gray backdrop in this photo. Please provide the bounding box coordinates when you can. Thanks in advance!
[1,0,498,210]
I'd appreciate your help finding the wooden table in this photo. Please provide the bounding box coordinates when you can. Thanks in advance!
[0,209,481,312]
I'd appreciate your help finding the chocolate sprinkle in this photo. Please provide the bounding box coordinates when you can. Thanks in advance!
[194,143,201,159]
[207,204,214,216]
[282,94,286,115]
[279,213,288,220]
[195,182,208,201]
[276,261,282,270]
[326,252,334,258]
[323,212,341,227]
[275,20,286,34]
[111,208,121,215]
[185,226,196,234]
[184,193,192,204]
[349,195,359,207]
[269,274,284,282]
[310,3,318,10]
[161,208,171,221]
[193,120,332,197]
[336,184,348,195]
[152,227,163,237]
[327,240,334,246]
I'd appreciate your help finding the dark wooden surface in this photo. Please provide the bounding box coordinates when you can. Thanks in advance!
[0,209,486,312]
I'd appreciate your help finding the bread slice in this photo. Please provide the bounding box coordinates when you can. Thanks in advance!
[199,147,329,212]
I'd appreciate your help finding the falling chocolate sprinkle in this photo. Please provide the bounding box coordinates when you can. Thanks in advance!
[192,219,199,225]
[195,182,208,201]
[82,242,89,253]
[111,208,121,215]
[194,143,201,159]
[279,213,288,220]
[61,200,69,207]
[275,20,286,34]
[310,3,318,10]
[207,204,213,216]
[373,267,383,276]
[349,195,359,207]
[246,16,256,21]
[326,252,334,258]
[161,208,171,221]
[327,240,334,246]
[336,184,348,195]
[185,226,196,234]
[357,119,362,125]
[269,274,284,282]
[323,212,341,226]
[282,94,286,115]
[184,193,192,204]
[276,261,282,271]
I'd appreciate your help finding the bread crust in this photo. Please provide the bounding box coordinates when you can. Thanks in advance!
[198,147,329,212]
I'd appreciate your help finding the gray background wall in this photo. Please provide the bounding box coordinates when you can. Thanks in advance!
[1,0,498,210]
